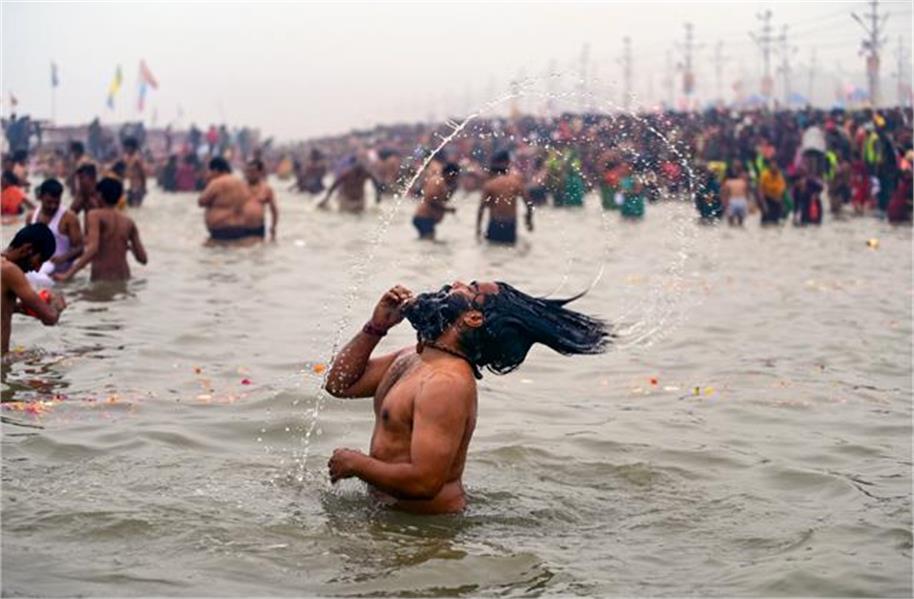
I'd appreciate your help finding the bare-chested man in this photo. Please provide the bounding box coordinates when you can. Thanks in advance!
[412,162,460,240]
[2,224,67,355]
[375,148,402,195]
[476,151,533,244]
[69,163,101,225]
[326,280,609,514]
[54,178,147,282]
[318,157,382,213]
[241,159,279,241]
[721,161,751,226]
[198,157,260,241]
[122,137,147,207]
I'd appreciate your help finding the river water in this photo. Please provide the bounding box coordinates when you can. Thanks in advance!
[1,186,911,597]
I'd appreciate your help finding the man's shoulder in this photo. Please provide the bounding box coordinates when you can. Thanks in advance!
[420,367,476,398]
[1,259,25,287]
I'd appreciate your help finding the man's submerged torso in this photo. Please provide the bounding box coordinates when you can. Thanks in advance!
[369,351,477,514]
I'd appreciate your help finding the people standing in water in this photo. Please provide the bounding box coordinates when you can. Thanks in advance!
[792,168,824,226]
[197,157,260,242]
[299,148,328,194]
[412,162,460,240]
[375,148,402,195]
[26,178,83,283]
[2,223,67,355]
[476,151,533,245]
[54,178,147,282]
[69,163,101,224]
[318,156,383,213]
[122,138,147,207]
[65,141,92,199]
[721,161,751,227]
[757,159,786,225]
[325,280,609,514]
[242,159,279,241]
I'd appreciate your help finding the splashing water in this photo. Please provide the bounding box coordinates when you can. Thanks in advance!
[280,77,720,481]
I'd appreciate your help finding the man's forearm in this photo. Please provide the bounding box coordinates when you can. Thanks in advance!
[351,453,436,500]
[325,330,382,395]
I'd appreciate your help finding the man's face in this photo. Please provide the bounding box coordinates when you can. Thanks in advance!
[76,173,95,192]
[10,244,44,273]
[40,193,60,216]
[403,280,498,343]
[244,164,261,183]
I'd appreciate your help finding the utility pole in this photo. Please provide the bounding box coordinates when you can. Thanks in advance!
[776,25,797,107]
[750,9,775,107]
[544,60,558,117]
[676,22,701,108]
[618,36,632,111]
[894,36,910,106]
[807,47,817,105]
[579,43,591,111]
[852,0,888,106]
[713,40,729,103]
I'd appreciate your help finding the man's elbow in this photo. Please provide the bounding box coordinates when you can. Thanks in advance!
[40,311,59,326]
[322,379,353,399]
[406,475,446,500]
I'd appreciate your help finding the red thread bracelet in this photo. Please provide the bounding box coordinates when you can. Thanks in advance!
[362,322,388,337]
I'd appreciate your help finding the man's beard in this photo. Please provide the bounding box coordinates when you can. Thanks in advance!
[402,286,472,344]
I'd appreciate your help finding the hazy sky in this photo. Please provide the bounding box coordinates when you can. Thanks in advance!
[2,1,912,140]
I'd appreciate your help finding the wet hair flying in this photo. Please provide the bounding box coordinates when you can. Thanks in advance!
[463,282,611,376]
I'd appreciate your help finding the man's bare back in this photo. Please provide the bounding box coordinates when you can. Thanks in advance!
[199,175,250,231]
[321,164,381,213]
[91,210,142,280]
[415,176,453,221]
[481,173,526,221]
[722,177,749,199]
[56,208,146,282]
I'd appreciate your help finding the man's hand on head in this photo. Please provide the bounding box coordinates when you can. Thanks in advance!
[370,285,413,332]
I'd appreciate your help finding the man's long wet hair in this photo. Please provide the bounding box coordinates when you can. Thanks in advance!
[405,282,610,377]
[463,282,610,375]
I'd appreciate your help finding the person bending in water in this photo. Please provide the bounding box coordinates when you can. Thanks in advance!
[476,151,533,245]
[326,280,609,514]
[242,158,279,241]
[198,157,260,241]
[2,224,67,355]
[413,162,460,240]
[318,156,383,213]
[54,178,147,282]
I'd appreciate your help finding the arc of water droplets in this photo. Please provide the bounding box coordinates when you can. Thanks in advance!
[283,78,719,480]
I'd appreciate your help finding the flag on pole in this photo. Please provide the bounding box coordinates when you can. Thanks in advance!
[139,60,158,89]
[137,59,158,112]
[51,62,59,87]
[106,65,123,109]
